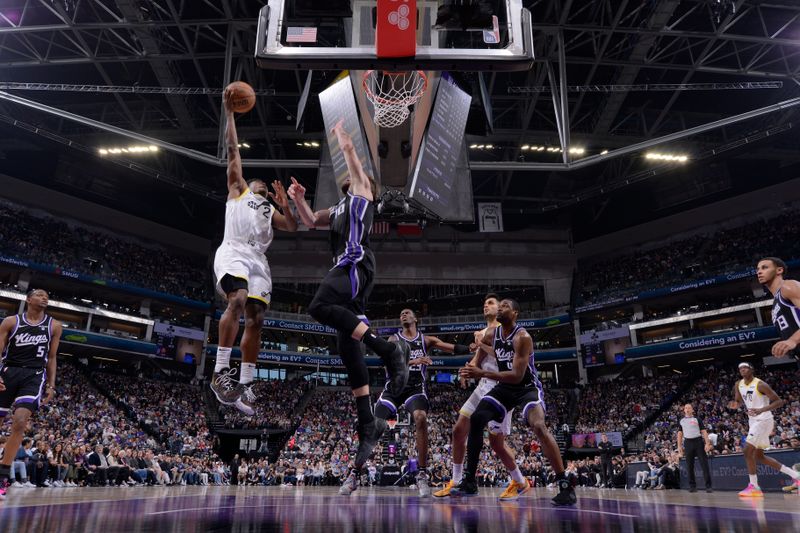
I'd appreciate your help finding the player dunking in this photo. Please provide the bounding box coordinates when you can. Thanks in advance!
[211,88,297,413]
[434,293,529,501]
[454,298,576,506]
[0,289,62,500]
[288,121,408,495]
[728,361,800,497]
[374,308,473,496]
[757,257,800,360]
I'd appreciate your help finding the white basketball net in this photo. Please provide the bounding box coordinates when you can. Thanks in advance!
[363,70,428,128]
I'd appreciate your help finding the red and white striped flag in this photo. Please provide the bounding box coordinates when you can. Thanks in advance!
[371,221,390,235]
[286,27,318,43]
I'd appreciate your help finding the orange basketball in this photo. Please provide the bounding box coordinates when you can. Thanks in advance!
[226,81,256,114]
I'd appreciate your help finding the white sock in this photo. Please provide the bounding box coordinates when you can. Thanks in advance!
[780,465,800,479]
[510,467,526,484]
[214,347,232,373]
[240,362,256,384]
[452,463,463,484]
[749,474,759,486]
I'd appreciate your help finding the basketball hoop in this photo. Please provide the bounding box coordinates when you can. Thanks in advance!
[363,70,428,128]
[387,419,398,430]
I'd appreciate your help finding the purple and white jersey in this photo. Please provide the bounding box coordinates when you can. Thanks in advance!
[492,325,542,392]
[2,314,53,369]
[328,193,375,270]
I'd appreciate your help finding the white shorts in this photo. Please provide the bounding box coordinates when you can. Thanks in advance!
[745,417,774,450]
[459,385,513,436]
[213,242,272,305]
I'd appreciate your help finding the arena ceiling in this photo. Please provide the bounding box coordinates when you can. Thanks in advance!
[0,0,799,240]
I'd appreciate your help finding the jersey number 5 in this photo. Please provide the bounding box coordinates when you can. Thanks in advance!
[37,346,46,358]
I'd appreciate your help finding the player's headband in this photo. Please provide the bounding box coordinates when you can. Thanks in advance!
[738,362,753,369]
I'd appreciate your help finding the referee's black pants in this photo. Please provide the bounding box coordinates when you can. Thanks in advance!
[684,437,711,489]
[601,459,613,487]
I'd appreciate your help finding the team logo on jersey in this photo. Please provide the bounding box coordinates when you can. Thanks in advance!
[248,200,273,219]
[14,332,49,347]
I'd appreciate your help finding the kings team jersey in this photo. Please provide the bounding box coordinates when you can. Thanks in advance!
[492,324,540,390]
[738,377,773,422]
[329,193,375,270]
[2,314,54,369]
[398,330,427,389]
[772,286,800,357]
[221,189,274,255]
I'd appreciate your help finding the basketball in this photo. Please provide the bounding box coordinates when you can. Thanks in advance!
[226,81,255,114]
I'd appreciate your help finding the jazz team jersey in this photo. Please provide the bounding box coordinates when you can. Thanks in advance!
[398,331,427,387]
[329,193,375,269]
[492,325,539,390]
[222,189,274,254]
[2,314,54,369]
[772,286,800,355]
[738,378,773,422]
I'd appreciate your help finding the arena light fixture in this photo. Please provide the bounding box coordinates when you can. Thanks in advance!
[568,147,585,155]
[645,152,689,162]
[97,145,159,155]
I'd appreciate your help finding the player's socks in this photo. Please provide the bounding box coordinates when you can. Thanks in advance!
[0,463,10,481]
[749,474,759,486]
[452,463,463,484]
[240,362,256,385]
[214,347,232,373]
[779,465,799,479]
[510,467,526,484]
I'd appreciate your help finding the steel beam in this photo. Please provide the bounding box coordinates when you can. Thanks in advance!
[0,90,318,168]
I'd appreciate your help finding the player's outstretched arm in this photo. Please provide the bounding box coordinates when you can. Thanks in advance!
[268,180,298,232]
[287,177,331,229]
[425,335,472,355]
[223,89,247,200]
[331,120,373,201]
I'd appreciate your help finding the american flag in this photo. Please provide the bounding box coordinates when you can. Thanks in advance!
[286,27,318,43]
[371,221,390,235]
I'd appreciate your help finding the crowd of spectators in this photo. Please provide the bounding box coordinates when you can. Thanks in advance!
[574,374,684,435]
[90,371,214,456]
[0,200,210,301]
[577,205,800,306]
[219,378,313,430]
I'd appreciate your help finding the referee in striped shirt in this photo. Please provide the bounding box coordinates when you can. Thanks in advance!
[676,403,713,493]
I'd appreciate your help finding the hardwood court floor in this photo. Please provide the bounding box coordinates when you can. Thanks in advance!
[1,485,798,532]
